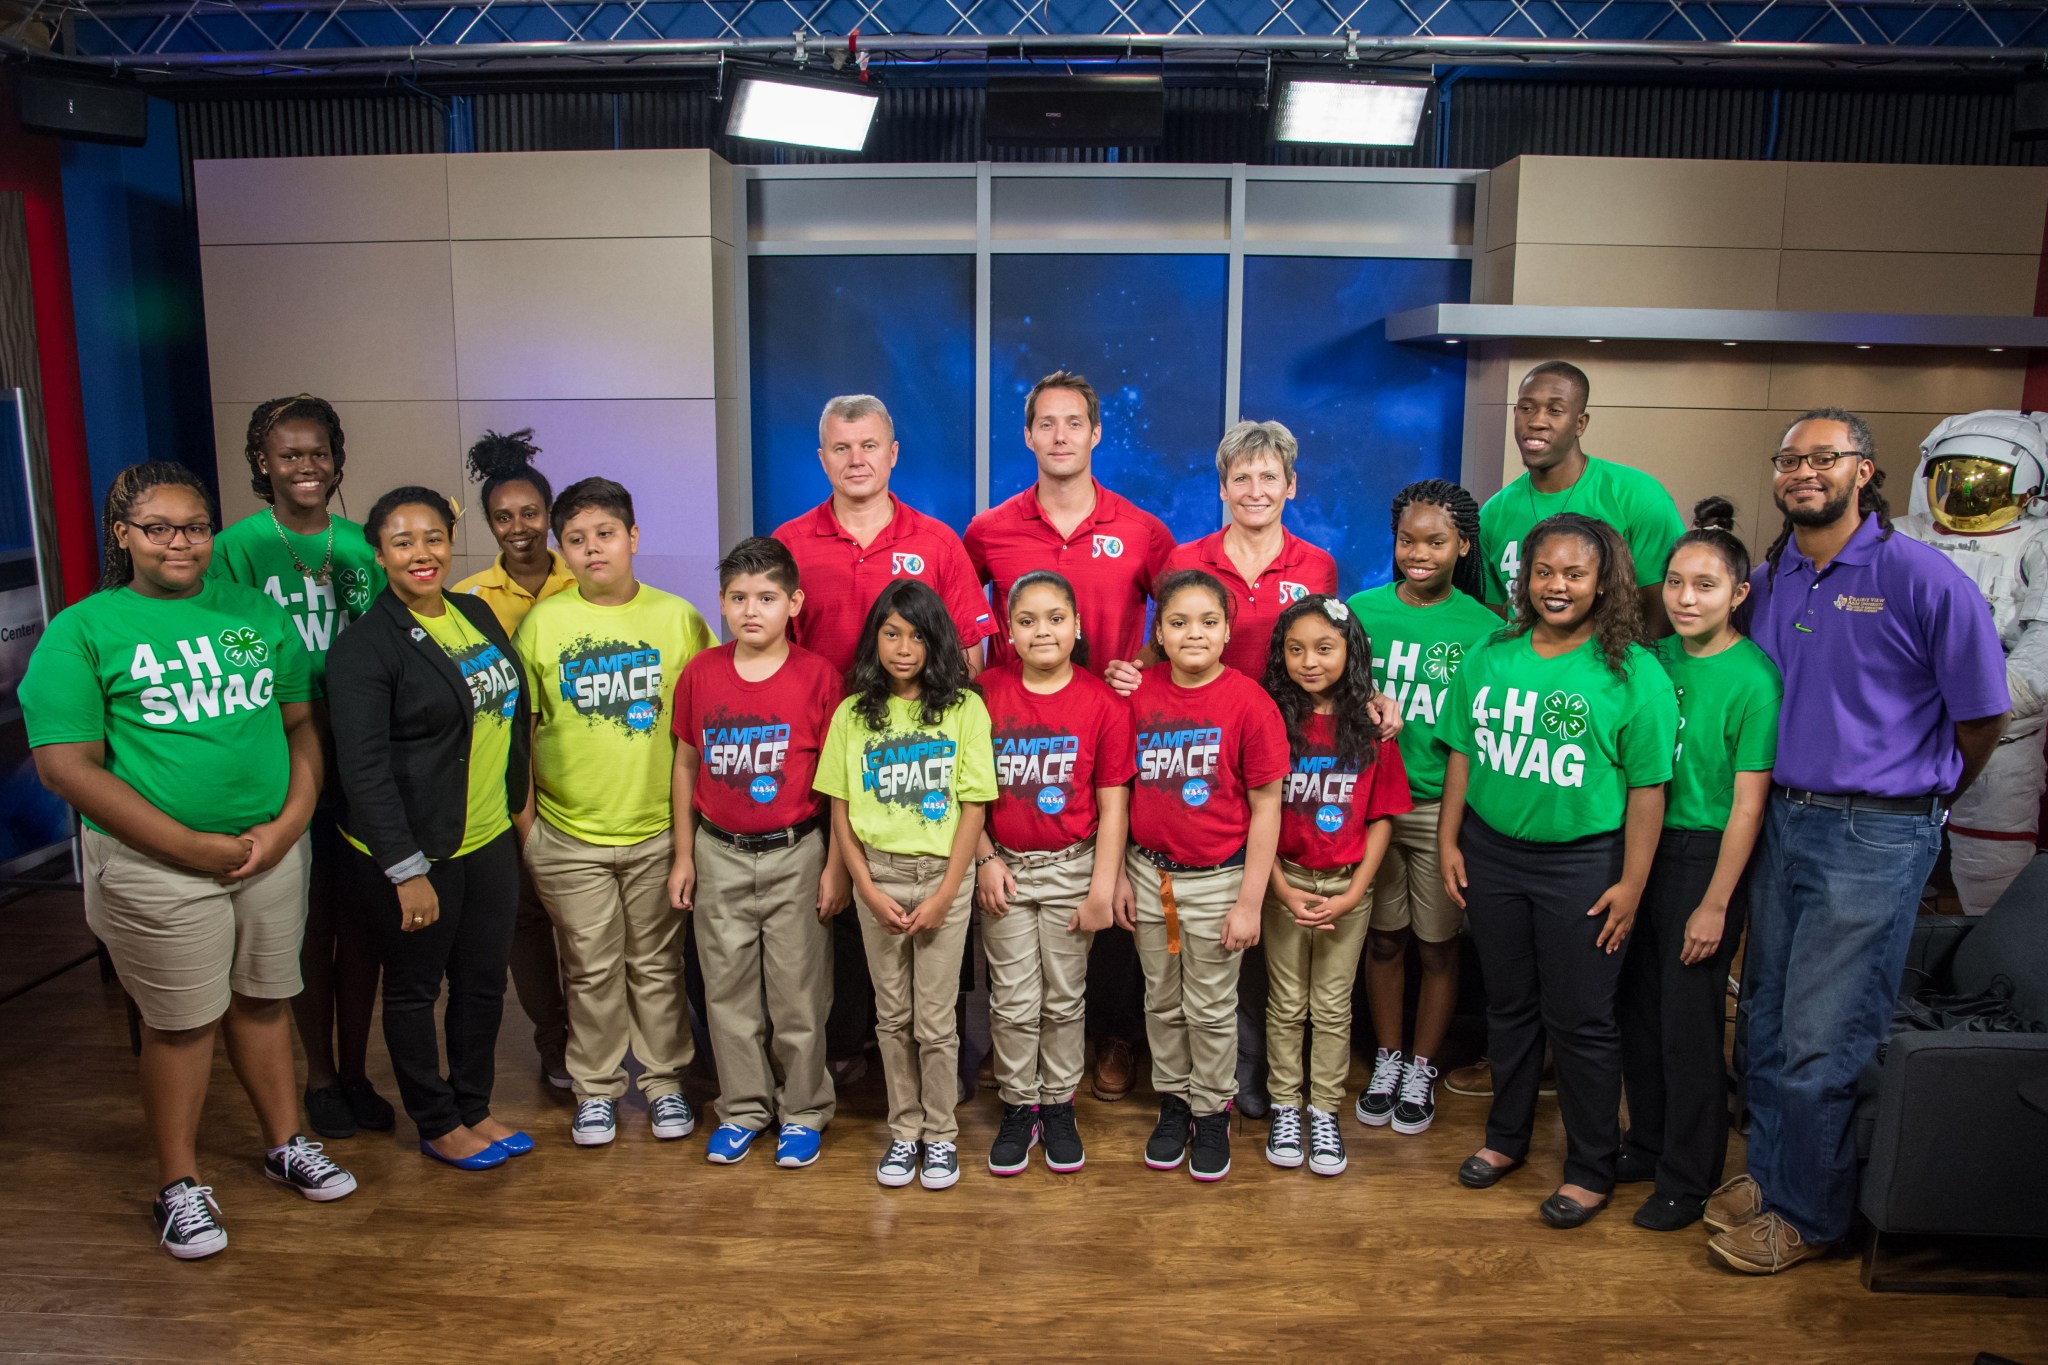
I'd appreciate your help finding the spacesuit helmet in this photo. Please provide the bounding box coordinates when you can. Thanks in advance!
[1916,411,2048,535]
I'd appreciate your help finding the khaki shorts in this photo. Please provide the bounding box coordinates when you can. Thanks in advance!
[83,826,312,1031]
[1369,802,1463,943]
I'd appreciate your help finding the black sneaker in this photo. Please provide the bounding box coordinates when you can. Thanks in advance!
[920,1140,961,1190]
[304,1082,356,1140]
[1354,1049,1402,1127]
[988,1103,1039,1176]
[1391,1058,1438,1135]
[263,1135,359,1201]
[1145,1094,1194,1170]
[1041,1102,1085,1172]
[1307,1106,1348,1176]
[340,1075,395,1132]
[1265,1105,1304,1168]
[1189,1110,1232,1182]
[153,1178,227,1260]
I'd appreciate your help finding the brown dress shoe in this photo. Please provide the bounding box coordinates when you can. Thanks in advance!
[1708,1212,1831,1274]
[1091,1038,1135,1101]
[1703,1173,1765,1234]
[1444,1062,1493,1097]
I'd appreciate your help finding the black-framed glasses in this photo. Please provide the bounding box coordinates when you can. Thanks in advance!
[1770,449,1864,474]
[123,519,214,546]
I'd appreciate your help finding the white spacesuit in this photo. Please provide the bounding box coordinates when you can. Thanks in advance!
[1898,409,2048,915]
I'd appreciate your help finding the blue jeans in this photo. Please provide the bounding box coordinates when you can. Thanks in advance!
[1743,792,1941,1243]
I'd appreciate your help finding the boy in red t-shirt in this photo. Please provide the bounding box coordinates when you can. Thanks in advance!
[670,537,849,1170]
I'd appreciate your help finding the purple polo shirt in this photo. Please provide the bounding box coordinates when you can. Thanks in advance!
[1748,514,2009,798]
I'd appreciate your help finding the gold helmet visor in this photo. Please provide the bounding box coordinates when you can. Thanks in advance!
[1928,456,2022,534]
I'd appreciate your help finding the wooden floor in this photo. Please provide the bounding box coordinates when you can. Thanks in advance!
[4,888,2044,1365]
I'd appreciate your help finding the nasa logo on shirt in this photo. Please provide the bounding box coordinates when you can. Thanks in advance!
[750,773,780,804]
[1279,581,1310,605]
[1315,804,1346,834]
[1182,778,1211,807]
[1092,534,1125,559]
[891,551,927,577]
[626,700,657,732]
[1036,785,1067,816]
[920,789,951,821]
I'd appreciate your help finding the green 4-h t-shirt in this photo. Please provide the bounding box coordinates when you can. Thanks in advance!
[1478,456,1685,607]
[815,691,999,860]
[1653,633,1782,832]
[1348,582,1502,801]
[208,510,383,692]
[19,580,312,835]
[1438,633,1677,843]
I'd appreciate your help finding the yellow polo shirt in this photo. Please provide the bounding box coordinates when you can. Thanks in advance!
[453,551,577,634]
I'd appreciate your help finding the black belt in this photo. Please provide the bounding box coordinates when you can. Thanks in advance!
[1777,787,1946,818]
[1133,843,1246,874]
[699,814,825,853]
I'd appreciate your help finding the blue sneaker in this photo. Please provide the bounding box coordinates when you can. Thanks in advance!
[775,1123,822,1168]
[706,1122,761,1164]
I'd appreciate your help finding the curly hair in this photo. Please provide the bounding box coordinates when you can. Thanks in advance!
[1506,513,1643,678]
[243,394,345,505]
[100,462,215,591]
[466,429,552,514]
[1390,478,1485,600]
[1261,595,1379,770]
[846,579,976,731]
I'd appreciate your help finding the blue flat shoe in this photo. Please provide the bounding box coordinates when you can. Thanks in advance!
[419,1138,508,1170]
[491,1130,535,1157]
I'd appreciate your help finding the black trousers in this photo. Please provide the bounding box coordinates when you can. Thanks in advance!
[1084,925,1144,1044]
[825,908,875,1062]
[1617,827,1747,1202]
[353,831,520,1140]
[1461,813,1626,1193]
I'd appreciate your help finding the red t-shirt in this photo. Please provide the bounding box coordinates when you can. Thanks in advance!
[1278,713,1414,869]
[965,479,1175,677]
[772,495,997,679]
[1163,529,1339,680]
[673,641,843,835]
[980,663,1137,853]
[1128,667,1289,867]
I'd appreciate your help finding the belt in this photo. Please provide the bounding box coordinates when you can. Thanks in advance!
[1132,844,1246,960]
[1777,787,1946,818]
[992,836,1096,872]
[699,813,825,853]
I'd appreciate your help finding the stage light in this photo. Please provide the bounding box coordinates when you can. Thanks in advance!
[1272,72,1429,147]
[725,71,878,152]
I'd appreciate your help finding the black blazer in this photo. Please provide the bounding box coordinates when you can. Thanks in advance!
[325,587,531,872]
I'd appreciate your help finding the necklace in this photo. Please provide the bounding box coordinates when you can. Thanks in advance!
[1528,461,1587,524]
[270,507,334,585]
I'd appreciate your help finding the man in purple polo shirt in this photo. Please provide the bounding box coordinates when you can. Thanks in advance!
[1710,407,2009,1275]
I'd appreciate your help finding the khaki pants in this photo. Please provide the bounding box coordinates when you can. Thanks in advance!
[983,840,1096,1106]
[693,828,835,1131]
[1263,859,1371,1112]
[855,850,973,1143]
[1370,802,1462,942]
[524,818,690,1101]
[1126,850,1246,1117]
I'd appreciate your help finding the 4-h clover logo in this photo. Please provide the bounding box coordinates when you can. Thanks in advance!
[1540,690,1589,739]
[339,568,372,612]
[1424,641,1464,683]
[218,627,269,667]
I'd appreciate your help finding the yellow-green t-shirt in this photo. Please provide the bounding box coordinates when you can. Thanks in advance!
[417,605,519,856]
[815,691,999,859]
[512,583,716,845]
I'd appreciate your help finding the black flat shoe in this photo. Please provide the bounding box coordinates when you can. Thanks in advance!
[1615,1148,1657,1184]
[304,1083,356,1140]
[1540,1191,1609,1228]
[1458,1153,1523,1189]
[341,1074,395,1132]
[1632,1192,1704,1232]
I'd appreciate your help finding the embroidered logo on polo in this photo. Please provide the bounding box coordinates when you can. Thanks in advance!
[555,637,664,733]
[1468,684,1586,788]
[890,552,927,577]
[1279,581,1311,605]
[1137,722,1222,802]
[860,729,958,820]
[995,725,1081,816]
[1833,593,1886,614]
[1092,534,1125,559]
[1285,750,1359,834]
[699,706,793,800]
[129,631,277,727]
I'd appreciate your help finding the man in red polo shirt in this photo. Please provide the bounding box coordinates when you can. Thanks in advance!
[966,370,1176,677]
[772,394,995,679]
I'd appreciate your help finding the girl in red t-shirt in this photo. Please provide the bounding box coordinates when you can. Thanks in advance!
[1257,595,1411,1178]
[1123,569,1288,1182]
[975,571,1135,1178]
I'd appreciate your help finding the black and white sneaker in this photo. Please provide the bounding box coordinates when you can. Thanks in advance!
[153,1179,227,1260]
[1189,1110,1232,1182]
[572,1097,618,1147]
[649,1094,696,1141]
[877,1139,920,1187]
[988,1103,1039,1176]
[1145,1094,1194,1170]
[263,1136,358,1201]
[1391,1058,1439,1135]
[1355,1049,1403,1127]
[1040,1101,1085,1172]
[1265,1105,1304,1168]
[1307,1106,1348,1176]
[920,1141,961,1190]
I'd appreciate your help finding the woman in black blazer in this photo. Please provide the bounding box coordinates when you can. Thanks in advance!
[326,486,533,1170]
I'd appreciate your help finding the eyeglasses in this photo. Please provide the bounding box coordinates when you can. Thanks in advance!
[1769,449,1865,474]
[123,520,215,546]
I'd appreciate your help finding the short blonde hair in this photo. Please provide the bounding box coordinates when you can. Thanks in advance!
[1216,419,1298,482]
[819,394,895,446]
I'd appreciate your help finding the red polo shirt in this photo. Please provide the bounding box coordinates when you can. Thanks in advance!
[1163,529,1339,680]
[965,479,1175,675]
[772,495,996,679]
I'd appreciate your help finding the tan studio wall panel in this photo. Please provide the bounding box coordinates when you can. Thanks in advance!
[1776,250,2039,316]
[213,400,462,531]
[1572,406,1787,551]
[447,149,725,242]
[711,237,738,399]
[1508,156,1788,250]
[1506,244,1782,310]
[1476,244,1516,306]
[1484,159,1520,251]
[715,395,747,577]
[1492,340,1776,410]
[194,155,451,246]
[1780,164,2048,256]
[1765,347,2026,417]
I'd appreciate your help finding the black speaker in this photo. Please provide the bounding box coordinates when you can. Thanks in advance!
[16,73,148,146]
[985,77,1164,146]
[2015,78,2048,142]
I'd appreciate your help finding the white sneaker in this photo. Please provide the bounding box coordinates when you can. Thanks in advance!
[920,1140,961,1190]
[1391,1059,1439,1135]
[572,1097,617,1146]
[877,1139,920,1188]
[1307,1106,1348,1177]
[263,1136,358,1201]
[1264,1105,1304,1168]
[649,1094,696,1141]
[153,1179,227,1260]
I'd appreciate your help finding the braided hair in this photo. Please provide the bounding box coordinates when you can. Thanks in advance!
[243,394,346,504]
[100,462,214,591]
[467,429,552,514]
[1763,407,1890,585]
[1389,477,1484,600]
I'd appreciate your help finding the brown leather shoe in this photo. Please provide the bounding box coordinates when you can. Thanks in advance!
[1091,1038,1135,1101]
[1708,1212,1831,1274]
[1703,1173,1765,1234]
[1444,1062,1493,1097]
